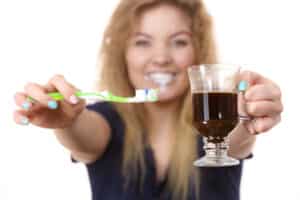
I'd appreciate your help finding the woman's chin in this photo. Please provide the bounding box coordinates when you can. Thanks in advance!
[156,90,184,103]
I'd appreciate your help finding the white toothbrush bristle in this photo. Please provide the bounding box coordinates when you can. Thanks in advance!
[135,89,147,101]
[134,89,158,102]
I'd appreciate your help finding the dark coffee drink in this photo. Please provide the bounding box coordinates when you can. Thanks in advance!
[192,92,238,143]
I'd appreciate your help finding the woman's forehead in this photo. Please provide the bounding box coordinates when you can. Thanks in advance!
[132,4,192,35]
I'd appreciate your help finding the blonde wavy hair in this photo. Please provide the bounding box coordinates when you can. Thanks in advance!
[97,0,217,199]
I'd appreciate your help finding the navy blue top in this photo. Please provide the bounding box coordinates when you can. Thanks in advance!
[82,102,247,200]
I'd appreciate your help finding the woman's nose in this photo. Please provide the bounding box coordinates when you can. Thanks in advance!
[151,45,172,66]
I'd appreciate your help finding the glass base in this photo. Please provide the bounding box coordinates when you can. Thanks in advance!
[194,136,240,167]
[194,155,240,167]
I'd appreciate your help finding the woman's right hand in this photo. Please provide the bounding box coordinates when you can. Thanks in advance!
[13,74,86,129]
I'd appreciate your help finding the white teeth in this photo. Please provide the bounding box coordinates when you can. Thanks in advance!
[146,72,175,86]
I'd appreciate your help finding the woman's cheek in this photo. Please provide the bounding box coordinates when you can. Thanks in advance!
[174,49,195,69]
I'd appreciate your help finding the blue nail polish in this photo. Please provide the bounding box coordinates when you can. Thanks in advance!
[48,100,58,109]
[22,101,31,110]
[238,80,248,92]
[20,117,29,125]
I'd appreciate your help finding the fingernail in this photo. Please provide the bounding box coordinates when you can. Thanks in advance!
[238,80,248,92]
[20,116,29,125]
[22,101,31,110]
[48,100,58,109]
[69,95,79,104]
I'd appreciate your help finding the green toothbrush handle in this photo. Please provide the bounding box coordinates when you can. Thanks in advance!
[47,91,141,103]
[27,91,103,102]
[47,91,99,100]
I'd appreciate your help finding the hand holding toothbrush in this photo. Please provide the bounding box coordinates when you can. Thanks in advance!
[13,74,158,128]
[13,75,87,128]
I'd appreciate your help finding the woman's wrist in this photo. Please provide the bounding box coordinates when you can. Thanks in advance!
[228,123,256,159]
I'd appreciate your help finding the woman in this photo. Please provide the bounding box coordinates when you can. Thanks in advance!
[13,0,283,199]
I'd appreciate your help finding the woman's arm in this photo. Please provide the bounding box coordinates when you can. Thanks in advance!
[54,108,111,164]
[228,124,256,159]
[14,75,112,164]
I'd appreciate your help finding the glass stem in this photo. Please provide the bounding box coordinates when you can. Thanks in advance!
[203,137,229,159]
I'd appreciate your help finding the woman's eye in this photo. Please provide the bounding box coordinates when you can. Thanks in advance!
[134,40,150,47]
[173,40,188,47]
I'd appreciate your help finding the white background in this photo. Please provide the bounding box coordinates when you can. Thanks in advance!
[0,0,299,199]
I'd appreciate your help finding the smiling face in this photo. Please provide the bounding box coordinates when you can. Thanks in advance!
[125,3,195,102]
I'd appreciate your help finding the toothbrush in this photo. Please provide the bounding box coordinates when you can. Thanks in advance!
[28,89,159,103]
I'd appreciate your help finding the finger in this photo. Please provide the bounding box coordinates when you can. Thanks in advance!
[24,82,58,110]
[43,83,57,93]
[47,74,80,104]
[238,92,251,120]
[245,84,282,101]
[43,81,79,105]
[14,92,33,110]
[13,110,30,125]
[252,115,281,134]
[239,70,271,86]
[246,100,283,117]
[59,98,87,116]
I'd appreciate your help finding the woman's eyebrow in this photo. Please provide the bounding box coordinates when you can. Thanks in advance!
[132,31,192,39]
[133,32,153,39]
[170,31,192,38]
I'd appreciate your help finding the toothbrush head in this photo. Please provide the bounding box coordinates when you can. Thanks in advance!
[135,89,159,102]
[146,89,159,102]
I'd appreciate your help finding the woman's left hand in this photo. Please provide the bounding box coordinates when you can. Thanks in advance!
[238,71,283,135]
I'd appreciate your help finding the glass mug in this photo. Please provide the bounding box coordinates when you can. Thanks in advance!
[188,64,242,167]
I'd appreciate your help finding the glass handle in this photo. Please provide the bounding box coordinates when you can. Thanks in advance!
[237,81,252,122]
